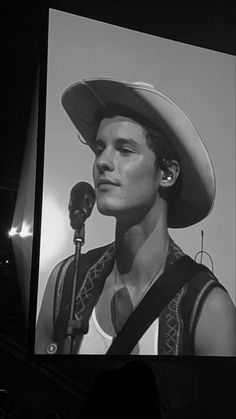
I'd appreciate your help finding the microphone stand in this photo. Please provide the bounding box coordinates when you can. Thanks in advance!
[62,224,85,354]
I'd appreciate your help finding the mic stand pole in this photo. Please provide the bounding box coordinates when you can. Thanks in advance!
[62,225,85,354]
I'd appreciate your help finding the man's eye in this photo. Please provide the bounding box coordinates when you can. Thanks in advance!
[94,146,104,155]
[119,147,133,155]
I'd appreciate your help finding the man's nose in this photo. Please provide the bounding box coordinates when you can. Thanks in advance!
[96,149,115,172]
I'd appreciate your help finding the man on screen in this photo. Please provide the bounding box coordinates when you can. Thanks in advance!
[35,78,236,355]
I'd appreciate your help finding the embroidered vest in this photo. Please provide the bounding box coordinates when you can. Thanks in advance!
[53,240,224,355]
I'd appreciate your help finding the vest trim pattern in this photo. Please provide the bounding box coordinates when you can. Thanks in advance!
[75,243,115,320]
[189,278,217,335]
[163,284,187,355]
[55,255,74,322]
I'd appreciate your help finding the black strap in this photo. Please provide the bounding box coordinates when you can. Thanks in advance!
[106,255,209,355]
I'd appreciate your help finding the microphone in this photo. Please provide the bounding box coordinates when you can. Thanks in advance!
[63,182,95,353]
[69,182,96,231]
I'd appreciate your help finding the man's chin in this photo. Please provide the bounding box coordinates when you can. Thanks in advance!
[96,199,124,216]
[97,204,134,221]
[97,205,117,216]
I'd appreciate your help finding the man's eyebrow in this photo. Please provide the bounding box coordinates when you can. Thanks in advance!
[94,138,105,145]
[116,138,139,147]
[95,137,139,147]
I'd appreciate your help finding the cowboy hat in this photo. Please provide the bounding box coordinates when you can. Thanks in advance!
[61,78,215,228]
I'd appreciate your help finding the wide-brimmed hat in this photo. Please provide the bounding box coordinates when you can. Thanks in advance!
[61,78,215,228]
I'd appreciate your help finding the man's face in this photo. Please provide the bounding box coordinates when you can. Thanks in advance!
[92,116,161,221]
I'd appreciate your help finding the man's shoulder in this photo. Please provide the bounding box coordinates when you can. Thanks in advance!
[58,242,115,273]
[82,242,115,263]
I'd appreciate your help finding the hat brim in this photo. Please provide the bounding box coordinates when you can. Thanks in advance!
[61,78,215,228]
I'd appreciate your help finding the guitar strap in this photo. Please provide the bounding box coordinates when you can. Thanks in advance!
[106,255,209,355]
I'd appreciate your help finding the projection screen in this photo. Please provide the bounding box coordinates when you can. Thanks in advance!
[33,8,235,356]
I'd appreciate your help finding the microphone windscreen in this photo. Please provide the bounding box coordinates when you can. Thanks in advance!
[69,182,95,230]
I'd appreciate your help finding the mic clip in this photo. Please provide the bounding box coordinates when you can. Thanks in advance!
[73,224,85,246]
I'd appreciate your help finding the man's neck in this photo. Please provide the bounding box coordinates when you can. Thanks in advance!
[114,205,169,289]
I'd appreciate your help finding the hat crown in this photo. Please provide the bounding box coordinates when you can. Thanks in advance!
[61,77,215,228]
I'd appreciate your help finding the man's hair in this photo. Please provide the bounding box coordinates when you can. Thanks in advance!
[142,125,182,202]
[94,103,182,202]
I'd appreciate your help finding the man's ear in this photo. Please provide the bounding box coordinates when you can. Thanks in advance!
[160,160,180,188]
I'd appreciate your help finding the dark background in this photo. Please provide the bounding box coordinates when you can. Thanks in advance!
[1,1,235,418]
[2,0,236,231]
[1,0,235,246]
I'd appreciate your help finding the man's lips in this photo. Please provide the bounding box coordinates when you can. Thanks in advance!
[97,178,119,187]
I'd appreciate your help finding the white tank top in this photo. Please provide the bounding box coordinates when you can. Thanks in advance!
[78,308,159,355]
